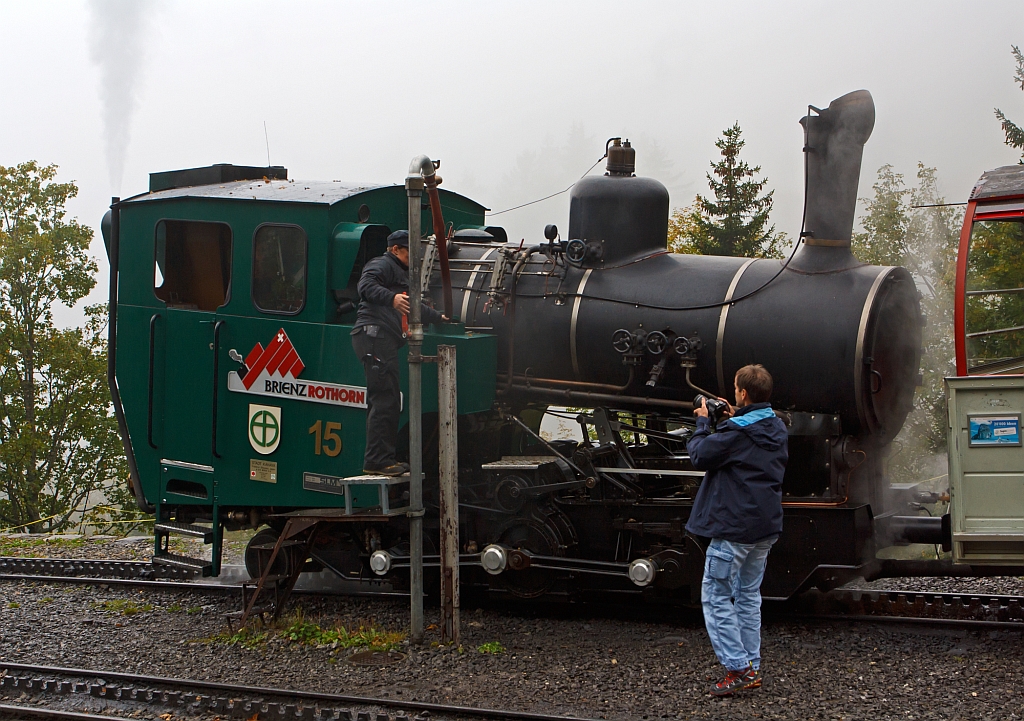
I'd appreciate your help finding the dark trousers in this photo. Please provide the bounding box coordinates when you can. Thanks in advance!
[351,330,402,470]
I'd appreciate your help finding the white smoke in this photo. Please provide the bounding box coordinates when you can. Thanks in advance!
[88,0,152,193]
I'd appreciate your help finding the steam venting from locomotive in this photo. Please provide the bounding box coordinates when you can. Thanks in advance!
[88,0,152,192]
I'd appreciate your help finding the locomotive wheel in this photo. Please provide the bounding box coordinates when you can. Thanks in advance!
[244,528,297,581]
[496,507,578,599]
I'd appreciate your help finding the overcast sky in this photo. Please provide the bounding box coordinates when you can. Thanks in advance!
[2,0,1022,326]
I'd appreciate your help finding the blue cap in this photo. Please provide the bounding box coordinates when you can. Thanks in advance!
[387,230,409,247]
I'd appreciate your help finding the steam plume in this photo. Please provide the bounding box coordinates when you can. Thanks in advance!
[88,0,151,193]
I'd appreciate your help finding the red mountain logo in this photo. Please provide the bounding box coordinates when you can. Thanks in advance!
[241,329,306,390]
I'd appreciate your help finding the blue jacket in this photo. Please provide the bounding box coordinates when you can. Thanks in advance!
[684,402,788,544]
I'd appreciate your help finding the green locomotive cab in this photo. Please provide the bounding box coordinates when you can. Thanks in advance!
[104,164,497,576]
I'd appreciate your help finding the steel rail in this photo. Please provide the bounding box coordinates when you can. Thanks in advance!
[0,573,411,600]
[783,613,1024,631]
[0,574,232,592]
[0,704,129,721]
[0,662,603,721]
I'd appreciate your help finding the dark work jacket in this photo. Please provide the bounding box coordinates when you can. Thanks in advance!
[353,252,444,344]
[684,402,788,544]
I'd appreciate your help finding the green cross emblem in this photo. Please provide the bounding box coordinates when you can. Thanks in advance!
[249,410,280,448]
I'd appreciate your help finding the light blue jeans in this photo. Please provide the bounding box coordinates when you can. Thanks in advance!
[701,536,777,672]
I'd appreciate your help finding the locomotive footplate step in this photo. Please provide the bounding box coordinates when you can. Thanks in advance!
[481,456,560,470]
[154,521,215,543]
[300,473,410,516]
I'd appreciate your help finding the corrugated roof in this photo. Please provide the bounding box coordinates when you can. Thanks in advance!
[123,179,393,206]
[970,165,1024,201]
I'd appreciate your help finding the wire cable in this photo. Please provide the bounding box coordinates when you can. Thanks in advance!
[501,109,814,312]
[486,154,607,217]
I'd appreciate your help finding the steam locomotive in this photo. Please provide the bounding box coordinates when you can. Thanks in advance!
[104,90,965,605]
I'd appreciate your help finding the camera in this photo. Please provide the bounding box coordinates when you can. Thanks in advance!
[693,394,730,427]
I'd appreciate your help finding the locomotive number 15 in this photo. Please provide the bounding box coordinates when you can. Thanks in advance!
[308,420,342,457]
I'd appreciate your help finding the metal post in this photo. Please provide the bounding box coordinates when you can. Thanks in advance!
[437,344,460,645]
[405,168,425,645]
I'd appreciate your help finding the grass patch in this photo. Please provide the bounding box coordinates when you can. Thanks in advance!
[90,599,153,616]
[279,611,405,652]
[7,602,19,609]
[39,597,54,604]
[185,605,203,615]
[204,627,269,650]
[199,609,405,655]
[166,603,184,613]
[0,535,88,556]
[477,641,506,654]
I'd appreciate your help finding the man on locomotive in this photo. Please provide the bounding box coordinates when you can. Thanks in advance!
[685,364,788,696]
[351,230,447,476]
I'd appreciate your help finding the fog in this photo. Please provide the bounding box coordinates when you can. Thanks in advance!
[1,0,1021,326]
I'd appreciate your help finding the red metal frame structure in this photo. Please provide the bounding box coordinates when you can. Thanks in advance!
[955,166,1024,375]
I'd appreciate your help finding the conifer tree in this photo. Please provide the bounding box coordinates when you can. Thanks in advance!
[668,123,785,258]
[994,45,1024,163]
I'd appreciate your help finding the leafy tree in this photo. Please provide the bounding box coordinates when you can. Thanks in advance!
[0,161,128,533]
[994,44,1024,162]
[668,123,786,259]
[852,164,963,485]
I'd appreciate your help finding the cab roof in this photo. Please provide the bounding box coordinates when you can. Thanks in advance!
[971,164,1024,201]
[122,179,395,206]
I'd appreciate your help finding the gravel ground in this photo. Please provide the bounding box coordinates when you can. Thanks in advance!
[2,535,1023,720]
[1,578,1022,721]
[0,533,250,564]
[843,575,1024,596]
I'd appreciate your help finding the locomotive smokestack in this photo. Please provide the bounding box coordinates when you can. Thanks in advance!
[794,90,875,270]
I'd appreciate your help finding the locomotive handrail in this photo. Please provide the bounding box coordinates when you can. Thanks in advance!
[497,367,634,394]
[106,197,154,513]
[211,319,226,459]
[147,313,161,449]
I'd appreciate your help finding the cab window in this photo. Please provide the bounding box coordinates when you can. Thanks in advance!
[154,220,232,310]
[252,224,307,314]
[965,218,1024,372]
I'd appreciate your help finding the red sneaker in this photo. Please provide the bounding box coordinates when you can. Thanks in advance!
[709,668,757,696]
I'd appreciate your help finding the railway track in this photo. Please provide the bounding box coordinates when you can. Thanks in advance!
[0,703,129,720]
[0,557,193,581]
[3,555,1024,630]
[775,587,1024,629]
[0,662,600,721]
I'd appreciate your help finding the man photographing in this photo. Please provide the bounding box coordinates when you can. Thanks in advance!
[350,230,447,476]
[684,364,788,696]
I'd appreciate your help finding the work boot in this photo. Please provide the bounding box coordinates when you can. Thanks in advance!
[709,667,758,696]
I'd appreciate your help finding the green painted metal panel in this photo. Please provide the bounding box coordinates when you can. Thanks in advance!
[945,375,1024,564]
[115,180,493,513]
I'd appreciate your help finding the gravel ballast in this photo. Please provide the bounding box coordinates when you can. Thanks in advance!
[2,578,1023,720]
[2,535,1023,720]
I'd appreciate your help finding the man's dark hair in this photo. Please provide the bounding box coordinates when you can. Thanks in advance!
[735,364,773,403]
